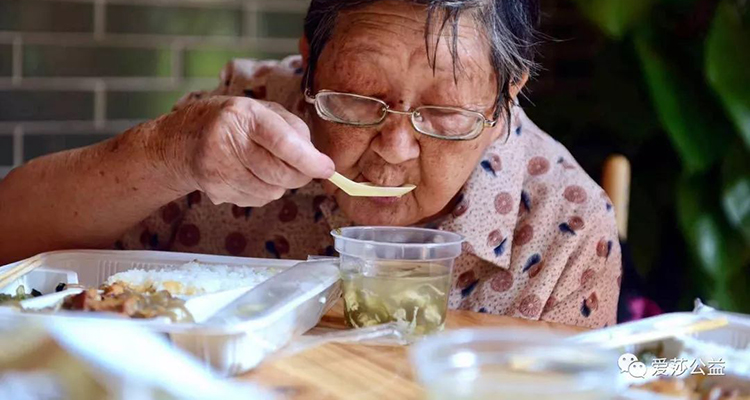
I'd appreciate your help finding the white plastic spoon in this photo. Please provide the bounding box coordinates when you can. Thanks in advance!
[328,172,416,197]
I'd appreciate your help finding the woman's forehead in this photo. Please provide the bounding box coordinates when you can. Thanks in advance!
[332,2,488,63]
[317,1,496,103]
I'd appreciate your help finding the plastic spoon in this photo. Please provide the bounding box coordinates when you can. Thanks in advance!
[328,172,416,197]
[274,322,411,360]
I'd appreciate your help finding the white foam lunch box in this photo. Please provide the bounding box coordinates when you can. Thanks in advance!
[572,309,750,400]
[0,250,341,376]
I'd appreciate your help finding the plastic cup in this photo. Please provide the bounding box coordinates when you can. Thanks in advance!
[331,227,464,336]
[410,328,624,400]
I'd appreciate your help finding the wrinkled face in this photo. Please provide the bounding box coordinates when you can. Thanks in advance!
[307,1,511,226]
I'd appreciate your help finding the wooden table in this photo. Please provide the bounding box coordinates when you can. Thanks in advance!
[243,302,586,399]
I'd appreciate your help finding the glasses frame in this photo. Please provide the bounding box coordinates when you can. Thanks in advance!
[304,89,497,141]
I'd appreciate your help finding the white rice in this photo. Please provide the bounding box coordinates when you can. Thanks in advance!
[105,260,280,296]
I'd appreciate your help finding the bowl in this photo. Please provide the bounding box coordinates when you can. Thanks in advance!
[410,328,624,399]
[331,227,463,336]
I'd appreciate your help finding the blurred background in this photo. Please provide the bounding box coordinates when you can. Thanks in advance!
[0,0,747,314]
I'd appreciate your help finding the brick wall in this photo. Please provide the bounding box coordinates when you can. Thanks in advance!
[0,0,611,178]
[0,0,309,177]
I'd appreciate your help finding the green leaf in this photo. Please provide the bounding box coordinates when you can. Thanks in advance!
[634,29,733,173]
[677,175,745,279]
[706,1,750,150]
[721,143,750,244]
[696,263,750,313]
[725,269,750,313]
[678,175,749,312]
[573,0,653,39]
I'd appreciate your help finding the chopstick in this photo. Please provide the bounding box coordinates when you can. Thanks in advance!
[0,258,43,290]
[596,317,729,349]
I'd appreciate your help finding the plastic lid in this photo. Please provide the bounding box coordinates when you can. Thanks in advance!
[200,260,340,332]
[332,226,464,261]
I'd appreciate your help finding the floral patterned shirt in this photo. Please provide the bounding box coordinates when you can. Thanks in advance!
[118,56,622,329]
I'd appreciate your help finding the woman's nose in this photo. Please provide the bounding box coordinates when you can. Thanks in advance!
[370,114,420,164]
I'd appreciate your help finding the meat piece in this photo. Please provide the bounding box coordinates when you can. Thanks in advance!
[102,283,125,296]
[59,284,192,322]
[120,296,140,316]
[62,288,101,311]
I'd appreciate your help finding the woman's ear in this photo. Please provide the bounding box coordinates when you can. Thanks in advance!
[299,36,310,69]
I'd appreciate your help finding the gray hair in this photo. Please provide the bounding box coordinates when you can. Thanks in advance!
[302,0,540,131]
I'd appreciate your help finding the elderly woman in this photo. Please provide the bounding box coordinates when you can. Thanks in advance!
[0,0,620,328]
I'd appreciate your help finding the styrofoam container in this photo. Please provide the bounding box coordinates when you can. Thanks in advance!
[617,373,750,400]
[571,312,710,349]
[572,311,750,374]
[678,312,750,377]
[0,250,341,376]
[571,311,750,400]
[0,267,78,296]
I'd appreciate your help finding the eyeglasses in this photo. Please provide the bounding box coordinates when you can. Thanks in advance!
[304,89,497,141]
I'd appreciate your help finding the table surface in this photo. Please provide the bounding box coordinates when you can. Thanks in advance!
[243,302,586,399]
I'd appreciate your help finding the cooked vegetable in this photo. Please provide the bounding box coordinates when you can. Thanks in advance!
[636,342,665,365]
[341,262,450,336]
[61,283,194,323]
[0,285,37,305]
[634,376,750,400]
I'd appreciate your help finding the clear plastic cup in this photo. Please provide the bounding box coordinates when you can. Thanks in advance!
[331,227,464,336]
[410,328,624,400]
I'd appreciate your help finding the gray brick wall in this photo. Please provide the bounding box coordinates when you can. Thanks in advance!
[0,0,606,179]
[0,0,309,176]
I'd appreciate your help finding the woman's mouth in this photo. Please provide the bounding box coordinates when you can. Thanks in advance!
[353,174,370,184]
[355,173,409,188]
[352,173,410,204]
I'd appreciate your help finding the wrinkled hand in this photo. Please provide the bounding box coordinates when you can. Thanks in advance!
[155,96,334,207]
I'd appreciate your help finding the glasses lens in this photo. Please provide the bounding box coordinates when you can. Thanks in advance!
[413,107,484,138]
[316,92,386,125]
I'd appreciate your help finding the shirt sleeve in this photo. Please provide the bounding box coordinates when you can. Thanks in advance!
[116,56,305,252]
[539,209,622,329]
[115,59,264,250]
[173,57,300,112]
[116,195,198,251]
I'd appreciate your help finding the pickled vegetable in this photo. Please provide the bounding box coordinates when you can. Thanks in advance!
[0,285,36,306]
[341,262,450,336]
[61,283,194,322]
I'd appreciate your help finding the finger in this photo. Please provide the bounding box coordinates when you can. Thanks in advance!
[206,181,285,206]
[219,192,274,208]
[257,100,311,140]
[250,105,335,179]
[242,142,312,188]
[226,121,311,188]
[203,166,287,203]
[223,168,287,201]
[204,190,270,208]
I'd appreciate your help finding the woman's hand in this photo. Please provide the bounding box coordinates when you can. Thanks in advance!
[154,96,335,207]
